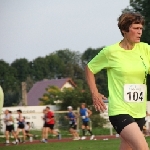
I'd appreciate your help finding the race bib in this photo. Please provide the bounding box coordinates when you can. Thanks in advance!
[124,84,146,102]
[69,121,72,124]
[82,116,86,119]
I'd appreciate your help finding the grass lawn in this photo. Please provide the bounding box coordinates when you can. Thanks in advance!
[1,138,150,150]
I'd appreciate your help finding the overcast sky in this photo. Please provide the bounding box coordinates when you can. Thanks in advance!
[0,0,129,63]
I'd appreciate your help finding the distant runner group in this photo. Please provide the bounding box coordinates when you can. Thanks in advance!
[3,103,95,145]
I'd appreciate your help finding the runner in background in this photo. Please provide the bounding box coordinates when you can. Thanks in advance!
[24,122,33,142]
[4,110,18,145]
[41,109,47,143]
[143,111,150,136]
[15,110,26,143]
[80,103,95,140]
[42,106,59,143]
[9,111,15,129]
[65,106,80,140]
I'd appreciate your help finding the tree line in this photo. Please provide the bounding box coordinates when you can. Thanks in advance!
[0,47,108,107]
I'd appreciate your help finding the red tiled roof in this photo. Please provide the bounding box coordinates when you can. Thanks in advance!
[27,78,75,106]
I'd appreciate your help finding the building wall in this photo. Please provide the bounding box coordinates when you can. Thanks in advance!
[61,81,74,90]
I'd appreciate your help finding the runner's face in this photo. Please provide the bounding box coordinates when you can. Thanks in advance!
[17,111,20,114]
[4,110,8,114]
[68,108,72,112]
[123,23,143,43]
[81,104,85,108]
[46,108,50,111]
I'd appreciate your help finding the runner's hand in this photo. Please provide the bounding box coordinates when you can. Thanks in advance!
[92,92,107,112]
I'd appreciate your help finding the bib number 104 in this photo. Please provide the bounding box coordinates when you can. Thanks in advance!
[124,84,146,103]
[126,92,143,101]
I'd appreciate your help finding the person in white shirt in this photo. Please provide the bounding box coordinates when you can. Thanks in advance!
[24,122,33,142]
[4,110,17,145]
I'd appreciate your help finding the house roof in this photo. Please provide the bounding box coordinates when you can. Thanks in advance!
[27,78,75,106]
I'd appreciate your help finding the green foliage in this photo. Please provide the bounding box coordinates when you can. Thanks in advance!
[11,58,31,82]
[90,114,107,128]
[81,47,108,97]
[87,106,107,128]
[40,85,93,110]
[147,75,150,100]
[39,86,62,105]
[95,70,108,97]
[129,0,150,44]
[4,90,21,106]
[1,48,109,106]
[0,60,17,91]
[60,87,93,110]
[81,47,104,67]
[31,57,49,81]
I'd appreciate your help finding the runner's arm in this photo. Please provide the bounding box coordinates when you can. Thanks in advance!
[87,109,92,117]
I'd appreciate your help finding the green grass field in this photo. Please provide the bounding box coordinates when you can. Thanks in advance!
[1,138,150,150]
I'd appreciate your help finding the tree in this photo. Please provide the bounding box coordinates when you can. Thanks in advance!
[11,58,31,82]
[58,87,92,110]
[81,47,104,67]
[129,0,150,44]
[55,49,84,80]
[39,86,62,105]
[82,47,108,97]
[0,60,21,106]
[0,60,17,91]
[55,49,81,66]
[39,85,93,110]
[45,54,65,79]
[4,90,21,107]
[31,57,49,81]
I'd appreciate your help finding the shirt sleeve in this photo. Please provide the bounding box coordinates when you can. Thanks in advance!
[87,47,110,74]
[51,112,54,117]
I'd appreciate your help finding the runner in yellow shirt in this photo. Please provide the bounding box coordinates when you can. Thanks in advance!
[86,12,150,150]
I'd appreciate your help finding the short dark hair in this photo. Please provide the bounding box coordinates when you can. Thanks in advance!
[17,110,22,113]
[46,106,50,110]
[118,12,145,36]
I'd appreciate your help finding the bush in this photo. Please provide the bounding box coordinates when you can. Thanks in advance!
[90,114,107,128]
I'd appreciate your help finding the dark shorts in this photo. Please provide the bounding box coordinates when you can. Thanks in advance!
[45,124,54,130]
[18,124,25,129]
[25,130,29,134]
[82,121,89,126]
[6,125,14,132]
[109,114,145,134]
[69,123,77,130]
[43,122,47,127]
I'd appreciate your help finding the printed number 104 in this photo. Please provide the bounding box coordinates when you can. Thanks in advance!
[127,92,143,101]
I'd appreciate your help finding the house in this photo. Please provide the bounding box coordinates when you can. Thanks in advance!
[27,78,76,106]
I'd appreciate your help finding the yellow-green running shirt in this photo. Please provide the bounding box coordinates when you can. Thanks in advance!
[0,86,4,114]
[88,42,150,118]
